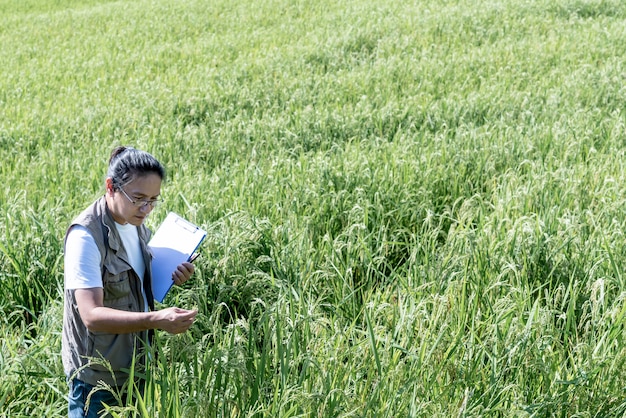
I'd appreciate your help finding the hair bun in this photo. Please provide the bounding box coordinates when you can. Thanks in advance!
[109,146,134,164]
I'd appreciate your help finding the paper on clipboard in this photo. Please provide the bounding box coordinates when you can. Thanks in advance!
[148,212,206,303]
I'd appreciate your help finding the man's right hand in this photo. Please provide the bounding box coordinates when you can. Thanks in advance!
[153,307,198,334]
[75,287,197,334]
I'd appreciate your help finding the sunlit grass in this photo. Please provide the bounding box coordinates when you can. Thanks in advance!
[2,0,626,416]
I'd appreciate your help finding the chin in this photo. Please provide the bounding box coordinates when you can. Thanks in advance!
[130,217,146,226]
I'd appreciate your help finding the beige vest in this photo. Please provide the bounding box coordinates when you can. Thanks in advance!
[61,197,154,387]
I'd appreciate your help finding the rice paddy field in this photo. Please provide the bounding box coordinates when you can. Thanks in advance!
[2,0,626,416]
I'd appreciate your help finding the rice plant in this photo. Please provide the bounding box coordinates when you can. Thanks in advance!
[3,0,626,416]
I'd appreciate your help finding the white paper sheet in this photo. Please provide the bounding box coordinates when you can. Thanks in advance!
[148,212,206,302]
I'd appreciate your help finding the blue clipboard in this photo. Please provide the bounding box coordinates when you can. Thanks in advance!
[148,212,206,302]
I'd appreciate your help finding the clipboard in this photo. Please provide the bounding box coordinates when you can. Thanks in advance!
[148,212,206,302]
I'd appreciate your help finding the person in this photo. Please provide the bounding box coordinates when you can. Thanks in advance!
[62,146,198,417]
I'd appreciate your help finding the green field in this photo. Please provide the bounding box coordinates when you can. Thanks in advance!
[2,0,626,416]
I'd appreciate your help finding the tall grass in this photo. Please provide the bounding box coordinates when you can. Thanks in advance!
[3,0,626,416]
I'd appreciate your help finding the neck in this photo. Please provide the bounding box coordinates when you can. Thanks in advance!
[104,194,128,225]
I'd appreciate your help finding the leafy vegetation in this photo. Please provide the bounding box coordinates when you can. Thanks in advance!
[2,0,626,416]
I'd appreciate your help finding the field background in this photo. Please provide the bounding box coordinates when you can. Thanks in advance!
[2,0,626,416]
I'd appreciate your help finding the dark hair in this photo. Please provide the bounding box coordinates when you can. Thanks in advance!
[107,146,165,188]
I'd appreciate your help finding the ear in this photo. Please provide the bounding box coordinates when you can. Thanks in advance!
[105,177,115,195]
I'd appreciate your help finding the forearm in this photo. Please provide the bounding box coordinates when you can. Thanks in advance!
[82,307,158,334]
[75,288,197,335]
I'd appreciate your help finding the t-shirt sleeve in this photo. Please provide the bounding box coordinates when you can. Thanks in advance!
[64,225,103,290]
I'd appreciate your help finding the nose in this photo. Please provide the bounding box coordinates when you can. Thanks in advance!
[139,203,153,213]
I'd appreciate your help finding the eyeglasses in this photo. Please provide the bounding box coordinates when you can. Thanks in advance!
[118,187,163,208]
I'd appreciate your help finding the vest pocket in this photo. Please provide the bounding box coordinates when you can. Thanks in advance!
[103,271,134,310]
[89,332,135,372]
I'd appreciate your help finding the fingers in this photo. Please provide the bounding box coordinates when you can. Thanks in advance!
[172,262,195,286]
[174,307,198,320]
[174,309,197,334]
[158,307,198,334]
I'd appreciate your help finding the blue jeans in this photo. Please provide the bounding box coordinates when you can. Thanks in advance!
[68,378,120,418]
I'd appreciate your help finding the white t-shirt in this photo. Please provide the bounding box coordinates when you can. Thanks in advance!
[65,224,149,311]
